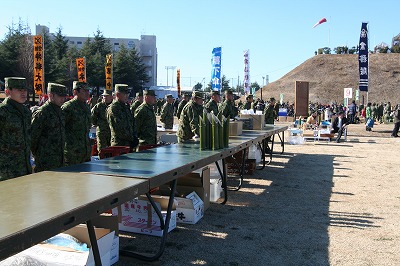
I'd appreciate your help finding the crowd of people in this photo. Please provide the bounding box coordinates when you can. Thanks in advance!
[1,76,399,181]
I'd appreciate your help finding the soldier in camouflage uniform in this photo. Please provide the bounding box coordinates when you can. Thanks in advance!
[61,81,92,166]
[176,91,204,142]
[219,89,237,119]
[31,83,67,172]
[134,90,157,146]
[205,90,221,115]
[243,94,254,111]
[0,77,32,180]
[130,91,143,116]
[176,92,190,119]
[91,90,113,152]
[107,84,136,148]
[264,97,277,124]
[160,94,174,129]
[264,97,277,152]
[156,98,164,115]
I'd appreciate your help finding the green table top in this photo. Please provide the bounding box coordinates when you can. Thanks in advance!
[0,171,148,260]
[58,126,287,188]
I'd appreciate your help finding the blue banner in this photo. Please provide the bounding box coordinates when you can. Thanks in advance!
[358,22,368,92]
[211,47,222,91]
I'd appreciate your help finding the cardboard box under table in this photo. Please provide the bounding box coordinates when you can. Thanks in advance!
[240,114,265,130]
[5,215,119,266]
[170,167,211,210]
[175,191,204,224]
[112,196,177,237]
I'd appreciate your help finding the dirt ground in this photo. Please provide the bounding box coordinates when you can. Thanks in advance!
[116,122,400,266]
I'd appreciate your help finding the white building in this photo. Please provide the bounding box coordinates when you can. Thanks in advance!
[35,25,157,87]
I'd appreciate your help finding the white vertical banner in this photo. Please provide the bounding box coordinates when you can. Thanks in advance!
[244,50,250,94]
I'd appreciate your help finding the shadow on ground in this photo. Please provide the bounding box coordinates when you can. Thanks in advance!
[116,152,336,265]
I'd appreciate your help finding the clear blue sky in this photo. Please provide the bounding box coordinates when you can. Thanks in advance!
[1,0,399,87]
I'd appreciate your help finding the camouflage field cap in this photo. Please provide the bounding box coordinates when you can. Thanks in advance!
[211,90,221,96]
[225,89,234,95]
[270,97,276,102]
[182,92,191,97]
[143,90,157,97]
[4,77,27,90]
[165,94,173,99]
[246,94,254,99]
[48,82,67,96]
[115,84,130,94]
[102,90,113,96]
[73,81,89,90]
[136,91,143,97]
[192,91,205,100]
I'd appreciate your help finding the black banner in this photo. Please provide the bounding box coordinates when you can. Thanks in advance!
[358,22,368,92]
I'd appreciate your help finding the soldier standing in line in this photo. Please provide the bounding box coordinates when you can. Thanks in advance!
[176,92,190,119]
[205,90,221,115]
[160,94,174,129]
[134,90,157,147]
[243,94,254,111]
[61,81,91,166]
[31,83,67,172]
[264,97,277,152]
[176,91,204,142]
[0,77,32,180]
[91,90,113,152]
[130,91,143,115]
[218,89,237,119]
[156,98,164,115]
[107,84,137,149]
[264,97,277,124]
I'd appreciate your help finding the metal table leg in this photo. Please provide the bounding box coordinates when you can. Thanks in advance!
[86,220,102,266]
[119,179,177,261]
[215,159,228,204]
[278,131,285,154]
[257,139,266,170]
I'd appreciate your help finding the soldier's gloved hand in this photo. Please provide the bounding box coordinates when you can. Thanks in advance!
[192,134,200,140]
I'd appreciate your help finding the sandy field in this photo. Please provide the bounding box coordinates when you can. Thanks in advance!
[116,122,400,266]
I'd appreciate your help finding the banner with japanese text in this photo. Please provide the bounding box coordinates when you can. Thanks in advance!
[33,35,44,95]
[244,50,250,94]
[177,69,181,96]
[76,57,86,83]
[211,47,221,91]
[358,22,368,92]
[105,54,113,91]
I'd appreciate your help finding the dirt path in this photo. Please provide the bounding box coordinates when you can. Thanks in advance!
[117,122,400,266]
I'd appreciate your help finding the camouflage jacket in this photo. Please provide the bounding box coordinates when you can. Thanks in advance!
[130,100,142,116]
[107,100,134,147]
[264,104,275,124]
[91,101,111,151]
[134,102,157,145]
[219,100,236,119]
[243,102,254,111]
[176,99,188,119]
[61,98,91,166]
[0,98,32,180]
[160,102,174,129]
[205,100,219,115]
[31,101,65,172]
[176,100,203,141]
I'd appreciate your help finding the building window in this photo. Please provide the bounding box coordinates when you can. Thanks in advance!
[114,43,119,45]
[77,41,82,44]
[70,41,75,44]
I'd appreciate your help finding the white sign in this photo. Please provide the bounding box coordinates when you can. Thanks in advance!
[344,87,352,99]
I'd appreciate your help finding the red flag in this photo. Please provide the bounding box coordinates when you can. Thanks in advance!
[312,17,327,28]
